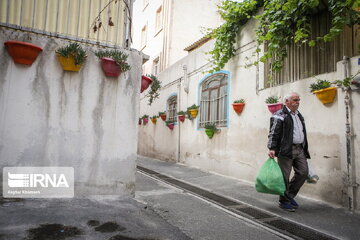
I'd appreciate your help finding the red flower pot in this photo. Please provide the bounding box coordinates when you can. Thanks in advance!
[4,41,43,65]
[232,103,245,114]
[141,75,153,93]
[100,57,121,77]
[178,115,185,122]
[167,123,174,130]
[160,114,166,121]
[267,103,283,114]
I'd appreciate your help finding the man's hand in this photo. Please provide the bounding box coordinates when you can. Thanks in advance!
[268,150,276,159]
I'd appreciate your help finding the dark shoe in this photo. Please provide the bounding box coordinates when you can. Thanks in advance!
[279,202,295,212]
[290,198,299,209]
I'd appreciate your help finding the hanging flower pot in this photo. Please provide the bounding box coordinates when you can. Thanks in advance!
[95,50,130,78]
[4,40,43,65]
[159,112,166,121]
[232,101,245,114]
[187,104,199,119]
[267,103,283,114]
[141,75,153,93]
[204,123,218,139]
[178,115,185,122]
[167,123,174,130]
[56,42,87,72]
[205,129,215,139]
[150,116,158,124]
[100,57,122,77]
[313,87,337,104]
[143,118,149,125]
[138,118,142,125]
[58,56,82,71]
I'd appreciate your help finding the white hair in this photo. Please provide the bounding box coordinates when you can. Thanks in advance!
[283,92,300,103]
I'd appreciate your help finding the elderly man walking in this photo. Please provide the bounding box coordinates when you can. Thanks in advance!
[267,92,310,212]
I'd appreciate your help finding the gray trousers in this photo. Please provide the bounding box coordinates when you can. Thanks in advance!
[278,145,308,202]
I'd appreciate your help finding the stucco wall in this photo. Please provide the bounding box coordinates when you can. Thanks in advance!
[0,27,142,197]
[138,20,360,209]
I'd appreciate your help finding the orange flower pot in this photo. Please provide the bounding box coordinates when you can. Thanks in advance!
[313,87,337,104]
[4,40,42,65]
[58,55,82,72]
[151,118,157,124]
[232,103,245,114]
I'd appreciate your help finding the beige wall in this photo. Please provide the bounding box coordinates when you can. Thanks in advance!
[138,19,360,210]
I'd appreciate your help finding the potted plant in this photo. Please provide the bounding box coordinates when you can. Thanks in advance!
[166,120,175,130]
[4,40,43,65]
[95,49,131,77]
[204,123,219,139]
[310,79,337,104]
[265,96,282,114]
[138,118,142,125]
[177,111,186,122]
[159,111,166,121]
[56,42,87,72]
[146,75,162,105]
[150,115,158,124]
[141,75,153,93]
[232,99,245,114]
[142,114,149,125]
[187,104,199,119]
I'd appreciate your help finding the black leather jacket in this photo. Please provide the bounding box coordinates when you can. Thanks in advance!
[267,106,310,159]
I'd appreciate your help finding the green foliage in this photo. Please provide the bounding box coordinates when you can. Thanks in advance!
[333,71,360,88]
[208,0,360,73]
[166,120,175,125]
[177,111,186,115]
[151,115,159,119]
[187,104,199,110]
[147,75,162,106]
[309,79,332,92]
[265,96,280,104]
[158,111,166,116]
[141,114,149,119]
[204,123,219,131]
[56,42,87,65]
[95,49,131,72]
[234,99,245,103]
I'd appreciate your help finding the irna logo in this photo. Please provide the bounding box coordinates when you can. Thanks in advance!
[8,172,69,188]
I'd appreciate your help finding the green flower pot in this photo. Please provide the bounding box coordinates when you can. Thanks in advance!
[205,129,215,139]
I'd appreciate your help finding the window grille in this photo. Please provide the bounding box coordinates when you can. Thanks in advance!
[167,96,177,122]
[264,11,360,87]
[153,57,160,75]
[199,73,228,128]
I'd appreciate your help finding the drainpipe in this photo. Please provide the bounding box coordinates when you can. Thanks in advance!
[176,75,182,162]
[183,65,189,94]
[342,56,357,211]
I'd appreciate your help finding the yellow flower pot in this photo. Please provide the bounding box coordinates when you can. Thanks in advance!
[151,118,157,124]
[313,87,337,104]
[58,55,82,72]
[188,109,198,118]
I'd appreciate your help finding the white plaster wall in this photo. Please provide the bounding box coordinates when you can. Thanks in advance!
[138,19,360,209]
[0,28,143,197]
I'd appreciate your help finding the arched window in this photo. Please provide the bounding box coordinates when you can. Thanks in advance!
[167,95,177,122]
[199,72,228,128]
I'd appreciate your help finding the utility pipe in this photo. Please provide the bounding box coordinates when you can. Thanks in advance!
[176,73,182,162]
[342,56,357,211]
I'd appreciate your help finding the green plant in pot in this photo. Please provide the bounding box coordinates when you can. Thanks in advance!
[142,114,149,124]
[177,111,187,122]
[56,42,87,71]
[310,79,337,104]
[166,120,175,130]
[265,96,282,114]
[95,49,131,77]
[204,123,219,139]
[187,104,200,119]
[232,98,245,114]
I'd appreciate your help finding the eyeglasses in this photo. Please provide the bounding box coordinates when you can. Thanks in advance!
[292,99,300,102]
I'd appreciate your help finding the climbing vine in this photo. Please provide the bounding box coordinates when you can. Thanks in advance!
[208,0,360,73]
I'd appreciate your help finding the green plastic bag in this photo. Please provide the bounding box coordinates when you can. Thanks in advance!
[255,158,286,196]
